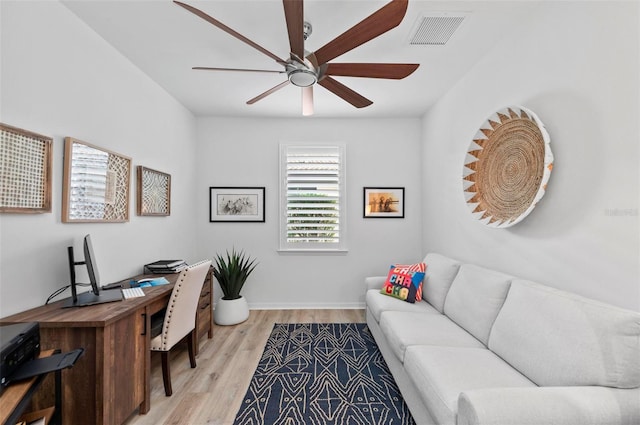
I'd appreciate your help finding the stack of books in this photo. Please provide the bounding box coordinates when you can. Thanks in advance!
[143,260,188,274]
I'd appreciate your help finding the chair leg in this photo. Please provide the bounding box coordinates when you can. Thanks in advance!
[187,330,197,368]
[161,351,173,396]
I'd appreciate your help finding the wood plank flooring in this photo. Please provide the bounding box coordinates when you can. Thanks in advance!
[123,309,365,425]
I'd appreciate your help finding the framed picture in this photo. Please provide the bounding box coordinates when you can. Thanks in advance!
[0,123,53,213]
[137,166,171,216]
[209,187,265,222]
[363,187,405,218]
[62,137,131,223]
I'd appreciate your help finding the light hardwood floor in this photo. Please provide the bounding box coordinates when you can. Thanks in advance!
[124,309,366,425]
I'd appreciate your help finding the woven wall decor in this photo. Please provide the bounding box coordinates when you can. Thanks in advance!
[0,123,52,213]
[137,166,171,216]
[462,106,553,228]
[62,137,131,222]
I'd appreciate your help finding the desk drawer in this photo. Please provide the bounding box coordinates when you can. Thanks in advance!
[197,304,211,336]
[198,293,210,309]
[196,268,213,342]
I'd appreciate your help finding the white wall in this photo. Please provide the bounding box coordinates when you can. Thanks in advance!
[0,1,198,316]
[195,117,423,308]
[2,1,637,317]
[421,2,639,310]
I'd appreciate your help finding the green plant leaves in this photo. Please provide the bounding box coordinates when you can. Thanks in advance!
[213,248,258,300]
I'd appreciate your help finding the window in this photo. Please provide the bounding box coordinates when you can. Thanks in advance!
[279,144,346,251]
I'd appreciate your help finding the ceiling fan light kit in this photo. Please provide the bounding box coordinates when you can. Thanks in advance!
[288,69,316,87]
[174,0,419,115]
[286,57,317,87]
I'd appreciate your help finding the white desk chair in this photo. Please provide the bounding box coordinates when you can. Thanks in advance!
[150,260,212,396]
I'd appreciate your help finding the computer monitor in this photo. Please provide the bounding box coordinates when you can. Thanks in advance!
[62,234,122,308]
[84,234,100,293]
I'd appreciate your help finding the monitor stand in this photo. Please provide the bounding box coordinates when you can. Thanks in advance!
[62,289,123,308]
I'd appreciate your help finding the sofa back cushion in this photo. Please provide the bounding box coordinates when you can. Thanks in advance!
[489,279,640,388]
[443,264,512,345]
[422,253,462,313]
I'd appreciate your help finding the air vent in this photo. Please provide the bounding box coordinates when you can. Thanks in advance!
[410,15,465,45]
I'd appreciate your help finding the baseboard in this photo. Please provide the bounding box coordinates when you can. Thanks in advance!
[215,301,366,310]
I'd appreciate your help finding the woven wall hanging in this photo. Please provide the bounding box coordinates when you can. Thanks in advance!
[462,106,553,228]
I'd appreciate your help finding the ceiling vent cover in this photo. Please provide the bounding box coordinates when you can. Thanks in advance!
[410,15,465,45]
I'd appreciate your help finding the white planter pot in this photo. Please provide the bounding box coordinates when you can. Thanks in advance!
[214,296,250,326]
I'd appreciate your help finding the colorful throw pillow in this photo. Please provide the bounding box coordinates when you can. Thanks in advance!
[380,263,426,303]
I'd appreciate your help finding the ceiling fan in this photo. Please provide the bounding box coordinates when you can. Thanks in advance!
[174,0,419,115]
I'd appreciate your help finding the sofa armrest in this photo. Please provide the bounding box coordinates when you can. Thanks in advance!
[365,276,387,291]
[458,386,640,425]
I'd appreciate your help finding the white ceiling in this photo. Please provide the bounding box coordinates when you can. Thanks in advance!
[62,0,540,118]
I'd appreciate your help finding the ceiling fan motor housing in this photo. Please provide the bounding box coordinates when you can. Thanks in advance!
[286,57,318,87]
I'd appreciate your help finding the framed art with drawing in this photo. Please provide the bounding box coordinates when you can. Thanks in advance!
[363,187,405,218]
[209,187,265,222]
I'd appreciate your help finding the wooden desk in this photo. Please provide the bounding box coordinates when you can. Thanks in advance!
[0,270,213,425]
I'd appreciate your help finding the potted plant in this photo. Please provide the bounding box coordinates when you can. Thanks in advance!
[212,248,258,325]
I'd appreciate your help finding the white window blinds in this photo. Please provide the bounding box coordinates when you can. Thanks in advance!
[279,144,346,251]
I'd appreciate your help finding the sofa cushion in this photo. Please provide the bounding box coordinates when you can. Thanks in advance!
[489,279,640,389]
[366,289,438,323]
[379,311,485,363]
[422,253,462,312]
[380,263,426,303]
[404,346,535,425]
[458,386,640,425]
[443,264,512,345]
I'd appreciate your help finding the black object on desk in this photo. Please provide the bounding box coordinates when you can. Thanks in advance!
[101,281,124,290]
[61,290,122,308]
[143,260,187,274]
[1,348,83,425]
[4,348,84,385]
[0,322,41,391]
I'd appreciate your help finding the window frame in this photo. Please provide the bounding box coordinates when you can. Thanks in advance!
[278,143,347,252]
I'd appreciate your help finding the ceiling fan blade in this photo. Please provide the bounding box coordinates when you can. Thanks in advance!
[247,80,290,105]
[302,86,314,116]
[283,0,304,60]
[312,0,408,65]
[174,1,287,65]
[193,67,285,74]
[318,76,372,108]
[325,63,419,79]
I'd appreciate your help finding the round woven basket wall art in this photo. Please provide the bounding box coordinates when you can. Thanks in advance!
[462,106,553,228]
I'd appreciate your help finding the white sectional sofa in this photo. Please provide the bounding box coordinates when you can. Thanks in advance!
[365,253,640,425]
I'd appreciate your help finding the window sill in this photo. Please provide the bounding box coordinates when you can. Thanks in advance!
[277,248,349,255]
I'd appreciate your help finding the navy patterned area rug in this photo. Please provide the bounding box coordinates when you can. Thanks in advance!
[233,323,415,425]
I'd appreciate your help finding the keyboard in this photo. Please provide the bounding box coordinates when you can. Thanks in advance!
[122,287,145,299]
